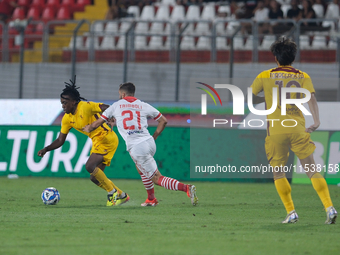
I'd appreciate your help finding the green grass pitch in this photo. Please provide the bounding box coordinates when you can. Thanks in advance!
[1,177,340,255]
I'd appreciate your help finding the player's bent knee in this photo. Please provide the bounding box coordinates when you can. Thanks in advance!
[273,171,286,181]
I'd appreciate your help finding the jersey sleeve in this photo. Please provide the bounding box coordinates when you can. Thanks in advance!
[145,103,162,120]
[250,72,264,96]
[302,72,316,94]
[101,103,116,122]
[60,115,72,134]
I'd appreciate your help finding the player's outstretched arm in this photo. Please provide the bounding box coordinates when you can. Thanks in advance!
[83,118,106,133]
[153,115,168,140]
[306,93,320,133]
[38,132,67,157]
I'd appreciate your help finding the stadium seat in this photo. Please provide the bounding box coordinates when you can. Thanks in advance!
[76,0,90,6]
[311,35,327,49]
[150,5,169,34]
[17,0,32,11]
[148,36,164,49]
[68,35,83,48]
[218,5,231,17]
[35,22,44,34]
[328,39,336,49]
[299,35,310,49]
[140,5,155,20]
[281,4,290,18]
[216,37,228,49]
[161,0,176,5]
[116,35,126,49]
[26,7,41,20]
[41,7,56,21]
[135,36,147,49]
[170,5,185,21]
[195,5,214,35]
[127,5,140,18]
[233,36,244,49]
[260,35,276,50]
[201,5,215,19]
[100,22,118,49]
[31,0,45,12]
[180,36,195,50]
[185,5,200,34]
[312,4,324,18]
[61,0,75,8]
[12,8,26,20]
[196,36,211,50]
[46,0,60,8]
[56,6,71,19]
[244,35,254,50]
[85,34,99,49]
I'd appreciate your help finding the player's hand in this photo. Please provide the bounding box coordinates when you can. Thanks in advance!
[107,117,116,131]
[83,125,91,133]
[38,148,47,157]
[306,122,320,133]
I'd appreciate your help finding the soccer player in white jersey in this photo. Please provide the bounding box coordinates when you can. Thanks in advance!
[83,82,198,206]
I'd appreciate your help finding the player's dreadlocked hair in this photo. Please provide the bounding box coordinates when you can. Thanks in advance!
[60,76,87,102]
[270,36,297,66]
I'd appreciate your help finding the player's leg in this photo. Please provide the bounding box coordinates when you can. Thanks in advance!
[266,135,297,223]
[130,138,198,205]
[151,170,198,206]
[291,132,337,224]
[135,165,157,206]
[299,153,337,224]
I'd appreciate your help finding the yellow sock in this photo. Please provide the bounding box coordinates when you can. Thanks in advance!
[91,167,114,192]
[275,178,295,213]
[110,180,122,195]
[311,173,333,209]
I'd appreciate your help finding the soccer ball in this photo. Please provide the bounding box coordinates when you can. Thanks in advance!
[41,187,60,205]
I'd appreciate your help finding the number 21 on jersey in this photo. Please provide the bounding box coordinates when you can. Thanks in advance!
[122,110,141,130]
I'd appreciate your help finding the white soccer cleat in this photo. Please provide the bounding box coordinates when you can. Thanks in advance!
[187,185,198,206]
[325,206,337,224]
[282,210,299,224]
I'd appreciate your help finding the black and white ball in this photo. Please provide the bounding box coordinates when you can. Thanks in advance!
[41,187,60,205]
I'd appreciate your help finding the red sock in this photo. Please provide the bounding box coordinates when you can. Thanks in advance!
[157,176,187,192]
[139,173,155,200]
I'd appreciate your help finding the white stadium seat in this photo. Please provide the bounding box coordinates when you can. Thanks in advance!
[312,4,324,18]
[216,37,228,49]
[299,35,310,49]
[261,35,276,50]
[196,36,211,50]
[311,35,327,49]
[180,36,195,50]
[244,35,254,50]
[127,5,140,18]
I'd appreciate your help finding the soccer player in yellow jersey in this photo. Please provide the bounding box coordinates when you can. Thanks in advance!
[251,37,337,224]
[37,77,129,206]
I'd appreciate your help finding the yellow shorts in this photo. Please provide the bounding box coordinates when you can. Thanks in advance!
[265,132,316,168]
[91,131,119,166]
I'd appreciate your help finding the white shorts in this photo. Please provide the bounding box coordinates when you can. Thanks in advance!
[129,138,158,179]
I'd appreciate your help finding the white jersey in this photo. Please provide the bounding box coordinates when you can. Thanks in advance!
[101,96,162,151]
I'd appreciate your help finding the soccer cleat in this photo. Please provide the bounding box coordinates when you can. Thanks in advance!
[141,198,158,207]
[115,193,130,206]
[106,190,119,206]
[282,210,299,224]
[325,206,337,224]
[187,184,198,206]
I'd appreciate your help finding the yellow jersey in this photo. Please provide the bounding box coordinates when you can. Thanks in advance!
[251,66,315,135]
[61,101,111,139]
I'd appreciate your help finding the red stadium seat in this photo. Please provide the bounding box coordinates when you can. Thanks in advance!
[26,7,41,20]
[41,6,55,20]
[17,0,32,10]
[61,0,75,7]
[56,6,71,19]
[12,7,26,20]
[31,0,46,11]
[46,0,60,8]
[76,0,90,6]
